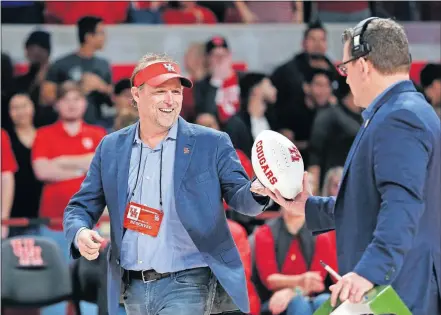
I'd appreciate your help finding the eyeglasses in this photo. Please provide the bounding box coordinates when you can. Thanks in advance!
[336,56,359,77]
[336,55,370,76]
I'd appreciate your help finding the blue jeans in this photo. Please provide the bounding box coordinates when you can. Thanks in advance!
[286,293,330,315]
[123,267,212,315]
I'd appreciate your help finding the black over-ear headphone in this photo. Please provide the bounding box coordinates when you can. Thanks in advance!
[351,17,379,59]
[351,17,413,63]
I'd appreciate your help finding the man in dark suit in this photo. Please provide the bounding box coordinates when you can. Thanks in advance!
[253,18,441,315]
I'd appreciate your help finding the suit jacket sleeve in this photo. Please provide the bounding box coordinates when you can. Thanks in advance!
[353,109,431,285]
[305,196,336,235]
[63,139,106,259]
[217,132,268,216]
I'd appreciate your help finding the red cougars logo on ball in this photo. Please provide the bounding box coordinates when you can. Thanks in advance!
[256,140,278,185]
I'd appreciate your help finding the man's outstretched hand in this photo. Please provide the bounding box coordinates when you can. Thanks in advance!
[251,172,312,217]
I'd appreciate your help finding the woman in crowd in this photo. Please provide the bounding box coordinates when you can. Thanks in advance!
[7,93,43,237]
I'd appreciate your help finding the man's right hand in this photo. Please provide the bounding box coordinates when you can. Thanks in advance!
[77,228,105,260]
[265,172,312,217]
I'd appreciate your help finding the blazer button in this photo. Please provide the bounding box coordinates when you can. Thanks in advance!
[116,259,120,265]
[385,275,390,281]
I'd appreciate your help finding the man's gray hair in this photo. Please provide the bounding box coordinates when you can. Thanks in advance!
[342,18,411,75]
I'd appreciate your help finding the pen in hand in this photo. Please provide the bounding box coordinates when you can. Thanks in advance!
[320,260,342,281]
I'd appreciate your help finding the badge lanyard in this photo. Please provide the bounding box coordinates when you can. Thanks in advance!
[131,144,163,208]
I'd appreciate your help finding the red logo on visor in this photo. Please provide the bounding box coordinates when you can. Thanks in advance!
[163,63,176,72]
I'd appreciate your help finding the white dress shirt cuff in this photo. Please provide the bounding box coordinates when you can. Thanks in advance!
[74,227,87,249]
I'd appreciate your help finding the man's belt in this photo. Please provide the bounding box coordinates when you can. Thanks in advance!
[124,269,171,283]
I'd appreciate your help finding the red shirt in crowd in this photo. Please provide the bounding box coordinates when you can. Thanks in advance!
[45,1,130,24]
[31,121,106,229]
[162,5,217,24]
[1,128,18,173]
[316,1,369,13]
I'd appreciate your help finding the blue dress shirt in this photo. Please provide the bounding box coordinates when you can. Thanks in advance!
[120,120,207,272]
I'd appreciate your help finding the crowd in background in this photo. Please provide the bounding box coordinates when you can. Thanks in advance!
[1,3,441,315]
[2,1,441,24]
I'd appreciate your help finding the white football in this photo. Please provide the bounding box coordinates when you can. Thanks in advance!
[251,130,304,200]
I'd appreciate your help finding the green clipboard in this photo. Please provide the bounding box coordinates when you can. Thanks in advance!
[313,285,412,315]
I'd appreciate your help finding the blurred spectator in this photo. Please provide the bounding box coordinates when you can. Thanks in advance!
[228,0,258,23]
[1,129,18,239]
[1,1,43,24]
[308,77,363,194]
[194,112,220,130]
[419,1,441,21]
[271,22,335,130]
[30,82,106,315]
[321,166,343,198]
[312,1,371,23]
[278,67,334,168]
[184,43,207,82]
[44,1,129,24]
[128,1,165,24]
[375,2,418,21]
[196,1,228,22]
[14,30,57,127]
[7,94,43,237]
[420,63,441,119]
[112,78,133,112]
[238,72,279,140]
[113,107,139,132]
[206,72,281,158]
[194,110,253,159]
[2,53,17,132]
[40,16,113,125]
[32,81,106,234]
[162,1,217,24]
[226,1,303,24]
[97,78,135,131]
[194,36,242,124]
[250,210,337,315]
[182,42,208,120]
[16,30,51,105]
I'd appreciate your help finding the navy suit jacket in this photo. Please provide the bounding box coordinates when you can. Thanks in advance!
[305,80,441,314]
[63,117,268,315]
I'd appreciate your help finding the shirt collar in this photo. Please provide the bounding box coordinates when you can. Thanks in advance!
[133,120,179,145]
[361,80,407,121]
[57,120,84,137]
